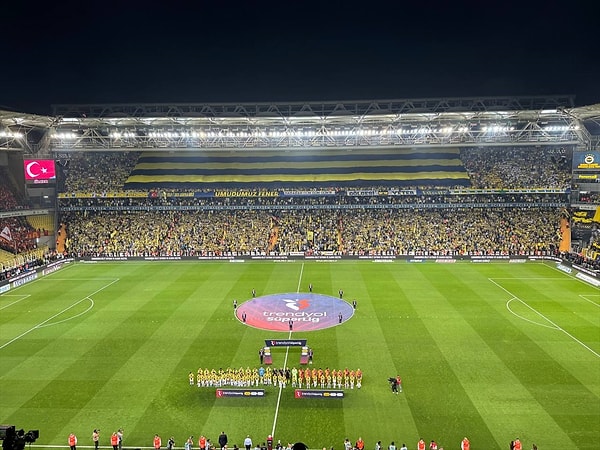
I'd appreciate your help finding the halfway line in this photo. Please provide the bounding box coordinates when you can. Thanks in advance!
[271,263,304,437]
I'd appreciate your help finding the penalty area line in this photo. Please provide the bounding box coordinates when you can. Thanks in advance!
[0,295,32,310]
[0,278,119,351]
[489,278,600,358]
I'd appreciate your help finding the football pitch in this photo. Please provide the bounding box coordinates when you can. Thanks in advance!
[1,260,599,450]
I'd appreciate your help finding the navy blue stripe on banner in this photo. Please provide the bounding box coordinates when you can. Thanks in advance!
[136,152,463,164]
[124,178,471,190]
[128,165,467,176]
[125,150,471,189]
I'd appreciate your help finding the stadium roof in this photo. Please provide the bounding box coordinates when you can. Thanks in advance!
[49,96,578,119]
[1,97,599,154]
[1,96,597,125]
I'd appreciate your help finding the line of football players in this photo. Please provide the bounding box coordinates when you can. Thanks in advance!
[188,367,363,389]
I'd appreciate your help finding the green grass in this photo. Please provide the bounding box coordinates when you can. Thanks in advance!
[1,261,599,450]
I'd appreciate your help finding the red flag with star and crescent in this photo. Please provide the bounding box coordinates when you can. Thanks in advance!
[24,159,56,180]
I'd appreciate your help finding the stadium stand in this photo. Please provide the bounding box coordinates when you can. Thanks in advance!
[61,151,139,193]
[0,167,22,211]
[55,146,573,195]
[0,246,52,281]
[460,146,572,189]
[26,214,54,235]
[60,206,561,258]
[52,144,572,259]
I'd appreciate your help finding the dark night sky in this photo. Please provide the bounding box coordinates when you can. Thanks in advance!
[1,0,598,115]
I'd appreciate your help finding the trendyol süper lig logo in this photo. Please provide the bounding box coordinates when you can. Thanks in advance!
[236,292,353,332]
[283,298,310,311]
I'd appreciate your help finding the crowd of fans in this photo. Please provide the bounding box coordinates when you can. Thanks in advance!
[575,191,600,204]
[0,217,39,254]
[460,146,572,189]
[60,207,561,258]
[50,146,574,195]
[0,247,62,282]
[59,151,139,192]
[561,251,600,271]
[45,146,581,263]
[2,145,598,271]
[0,185,19,211]
[0,167,27,211]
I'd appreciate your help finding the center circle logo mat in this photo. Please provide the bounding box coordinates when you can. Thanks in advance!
[236,293,354,331]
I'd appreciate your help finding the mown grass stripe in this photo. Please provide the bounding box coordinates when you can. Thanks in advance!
[1,261,598,450]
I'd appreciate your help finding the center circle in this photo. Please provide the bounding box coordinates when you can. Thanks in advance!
[236,292,354,331]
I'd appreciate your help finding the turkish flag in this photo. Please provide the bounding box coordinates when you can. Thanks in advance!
[24,159,56,180]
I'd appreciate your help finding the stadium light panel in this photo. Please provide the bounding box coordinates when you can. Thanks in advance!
[0,130,24,139]
[544,125,572,132]
[51,131,77,140]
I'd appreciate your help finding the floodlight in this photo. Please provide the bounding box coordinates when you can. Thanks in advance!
[0,130,24,139]
[51,131,77,140]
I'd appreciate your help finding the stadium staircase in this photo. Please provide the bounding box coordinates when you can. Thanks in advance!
[267,225,279,253]
[558,217,571,252]
[337,217,344,252]
[56,223,67,254]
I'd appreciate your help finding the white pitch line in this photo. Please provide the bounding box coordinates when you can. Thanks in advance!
[0,294,31,310]
[271,330,293,437]
[0,278,119,350]
[271,263,304,437]
[579,294,600,308]
[499,267,600,307]
[296,262,304,293]
[506,298,558,330]
[39,278,123,281]
[489,278,600,358]
[37,297,95,328]
[490,277,573,280]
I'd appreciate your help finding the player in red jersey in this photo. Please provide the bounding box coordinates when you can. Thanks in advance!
[356,368,363,388]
